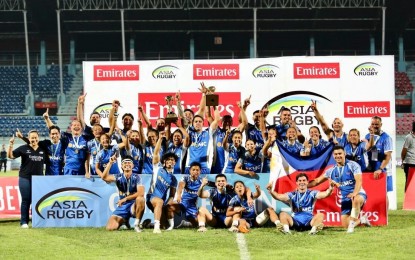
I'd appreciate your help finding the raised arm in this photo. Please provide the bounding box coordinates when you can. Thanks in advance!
[197,177,211,199]
[195,82,208,117]
[267,182,290,202]
[308,174,328,188]
[209,106,221,132]
[252,184,261,199]
[7,135,15,159]
[43,108,54,128]
[77,93,87,129]
[152,131,165,165]
[138,104,152,130]
[236,101,248,133]
[108,100,120,131]
[310,100,331,137]
[316,180,335,199]
[100,155,116,183]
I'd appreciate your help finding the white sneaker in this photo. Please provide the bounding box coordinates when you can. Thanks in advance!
[347,226,355,233]
[276,223,291,235]
[228,225,238,233]
[360,215,372,227]
[309,223,324,235]
[153,228,161,234]
[176,220,192,228]
[21,224,29,229]
[166,226,174,231]
[197,226,207,232]
[134,226,143,233]
[119,224,129,230]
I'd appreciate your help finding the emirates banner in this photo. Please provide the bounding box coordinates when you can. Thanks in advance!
[83,56,396,209]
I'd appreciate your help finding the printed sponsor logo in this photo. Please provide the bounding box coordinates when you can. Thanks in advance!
[93,65,139,81]
[262,91,332,126]
[35,188,101,219]
[152,65,178,79]
[138,92,241,126]
[252,64,279,78]
[354,62,380,76]
[92,103,113,120]
[344,101,390,118]
[193,64,239,80]
[293,63,340,79]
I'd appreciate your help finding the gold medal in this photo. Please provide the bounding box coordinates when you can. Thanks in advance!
[93,151,97,155]
[75,149,78,154]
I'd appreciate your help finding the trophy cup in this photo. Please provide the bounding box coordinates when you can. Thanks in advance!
[205,86,219,106]
[165,95,178,124]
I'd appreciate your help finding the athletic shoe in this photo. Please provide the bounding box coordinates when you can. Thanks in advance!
[166,226,174,231]
[134,225,143,233]
[309,223,324,235]
[176,220,192,229]
[276,223,291,235]
[141,219,152,229]
[347,226,355,233]
[197,226,207,232]
[21,224,29,229]
[228,225,238,233]
[119,224,129,230]
[238,225,250,233]
[360,215,372,227]
[153,228,162,234]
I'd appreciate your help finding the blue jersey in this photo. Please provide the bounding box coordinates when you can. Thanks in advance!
[229,194,256,220]
[121,143,144,174]
[211,128,227,174]
[333,132,348,147]
[208,188,235,215]
[301,139,330,156]
[279,139,302,155]
[142,142,164,174]
[96,144,120,174]
[287,189,318,214]
[147,164,178,203]
[180,175,202,206]
[246,123,264,149]
[324,160,365,202]
[186,126,213,171]
[344,141,368,171]
[223,144,245,174]
[365,132,393,174]
[166,141,186,174]
[39,140,64,176]
[61,132,88,175]
[275,123,290,141]
[114,173,142,200]
[237,150,263,173]
[87,138,102,175]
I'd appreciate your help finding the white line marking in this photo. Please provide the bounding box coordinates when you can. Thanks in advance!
[236,233,251,260]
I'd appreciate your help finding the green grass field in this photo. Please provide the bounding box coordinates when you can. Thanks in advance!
[1,169,414,259]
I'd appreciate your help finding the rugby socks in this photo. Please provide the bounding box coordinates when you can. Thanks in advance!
[134,218,141,227]
[274,220,281,226]
[168,218,174,228]
[310,226,317,233]
[199,222,205,227]
[154,220,161,230]
[232,220,239,227]
[283,224,290,232]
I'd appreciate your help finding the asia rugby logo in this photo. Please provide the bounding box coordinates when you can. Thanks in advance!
[152,65,178,79]
[252,64,279,78]
[354,62,380,76]
[35,188,101,219]
[92,103,113,120]
[263,91,332,126]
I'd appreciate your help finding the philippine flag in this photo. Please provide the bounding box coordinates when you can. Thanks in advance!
[269,142,336,193]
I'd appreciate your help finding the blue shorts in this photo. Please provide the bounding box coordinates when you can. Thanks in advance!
[341,192,367,215]
[63,167,85,176]
[112,200,135,220]
[292,211,313,230]
[179,200,198,220]
[212,213,228,227]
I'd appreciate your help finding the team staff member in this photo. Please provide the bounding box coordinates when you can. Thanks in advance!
[401,122,415,191]
[8,131,47,228]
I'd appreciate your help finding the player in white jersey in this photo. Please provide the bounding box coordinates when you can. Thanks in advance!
[268,173,334,235]
[308,146,371,233]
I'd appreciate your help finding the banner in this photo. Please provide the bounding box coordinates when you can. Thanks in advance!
[0,177,21,218]
[82,56,397,209]
[30,174,386,228]
[403,167,415,210]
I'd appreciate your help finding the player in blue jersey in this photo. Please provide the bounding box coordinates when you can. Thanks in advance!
[197,174,236,232]
[95,132,125,176]
[184,106,220,175]
[226,181,280,233]
[268,173,334,235]
[165,162,203,230]
[124,130,145,174]
[344,128,368,171]
[277,127,303,155]
[222,130,246,174]
[146,132,178,234]
[235,139,263,176]
[165,118,188,174]
[261,126,277,173]
[311,100,348,147]
[301,126,330,157]
[43,109,89,176]
[86,124,104,176]
[308,146,371,233]
[211,101,248,174]
[365,116,393,192]
[142,128,165,174]
[100,155,146,232]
